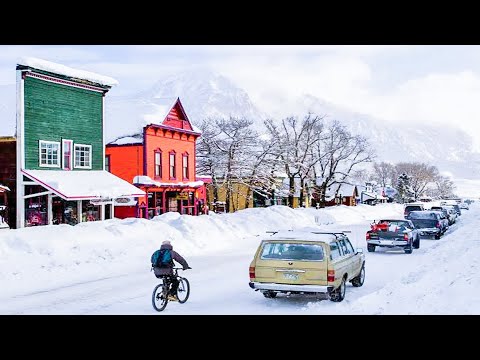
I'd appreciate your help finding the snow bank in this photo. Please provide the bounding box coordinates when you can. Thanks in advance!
[0,205,327,293]
[349,202,480,314]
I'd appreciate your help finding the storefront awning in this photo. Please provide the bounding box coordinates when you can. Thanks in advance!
[22,169,145,200]
[133,175,204,189]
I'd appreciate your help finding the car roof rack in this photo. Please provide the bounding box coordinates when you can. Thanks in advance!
[266,230,351,240]
[310,231,351,238]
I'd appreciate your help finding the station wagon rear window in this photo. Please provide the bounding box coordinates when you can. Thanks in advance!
[260,242,325,261]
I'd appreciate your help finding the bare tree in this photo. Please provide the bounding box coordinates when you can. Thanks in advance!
[371,162,396,188]
[235,135,280,209]
[350,168,371,185]
[395,162,439,201]
[196,119,223,204]
[265,113,324,208]
[313,121,375,207]
[430,175,456,199]
[214,117,259,212]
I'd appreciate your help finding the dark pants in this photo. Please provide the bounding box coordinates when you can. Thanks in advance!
[169,276,179,295]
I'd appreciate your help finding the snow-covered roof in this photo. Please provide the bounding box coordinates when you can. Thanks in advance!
[133,175,204,188]
[324,184,358,198]
[22,169,145,200]
[17,57,118,87]
[338,183,358,197]
[108,135,143,146]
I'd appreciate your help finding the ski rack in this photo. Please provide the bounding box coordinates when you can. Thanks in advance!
[265,230,351,238]
[310,231,351,239]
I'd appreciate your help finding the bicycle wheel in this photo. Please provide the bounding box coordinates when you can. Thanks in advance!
[176,277,190,303]
[152,281,169,312]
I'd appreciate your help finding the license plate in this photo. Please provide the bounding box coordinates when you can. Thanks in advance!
[283,273,299,281]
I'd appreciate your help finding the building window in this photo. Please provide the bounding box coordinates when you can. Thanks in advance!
[74,144,92,169]
[39,140,60,167]
[154,150,162,178]
[62,139,73,170]
[169,151,176,179]
[105,155,111,172]
[182,153,189,180]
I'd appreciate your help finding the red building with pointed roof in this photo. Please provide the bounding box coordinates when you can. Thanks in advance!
[106,98,208,219]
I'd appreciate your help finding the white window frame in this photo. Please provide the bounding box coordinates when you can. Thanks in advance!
[74,144,92,169]
[39,140,61,168]
[62,139,73,170]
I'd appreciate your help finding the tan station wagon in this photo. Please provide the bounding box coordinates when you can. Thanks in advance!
[249,229,365,302]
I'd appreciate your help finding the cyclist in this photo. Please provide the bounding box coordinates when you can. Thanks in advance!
[153,240,191,301]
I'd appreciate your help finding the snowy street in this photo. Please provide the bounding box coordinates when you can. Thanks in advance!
[0,203,477,314]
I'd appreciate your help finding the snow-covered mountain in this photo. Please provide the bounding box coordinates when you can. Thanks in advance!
[295,94,480,179]
[105,69,268,142]
[1,69,479,180]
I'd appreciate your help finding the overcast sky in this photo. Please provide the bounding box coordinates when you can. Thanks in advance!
[2,45,480,148]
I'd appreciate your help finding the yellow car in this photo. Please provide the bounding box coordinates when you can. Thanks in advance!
[248,230,365,302]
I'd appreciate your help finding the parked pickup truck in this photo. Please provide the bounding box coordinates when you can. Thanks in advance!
[366,219,421,254]
[406,210,445,239]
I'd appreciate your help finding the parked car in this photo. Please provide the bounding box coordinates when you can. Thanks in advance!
[431,206,455,225]
[249,229,365,302]
[451,204,462,216]
[406,211,444,239]
[459,203,469,210]
[365,219,420,254]
[429,210,449,232]
[404,203,425,218]
[442,205,458,224]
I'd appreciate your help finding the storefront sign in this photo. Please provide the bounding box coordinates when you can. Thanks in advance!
[176,193,189,200]
[90,197,112,205]
[114,197,138,206]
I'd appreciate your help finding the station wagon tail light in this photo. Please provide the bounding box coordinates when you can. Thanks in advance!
[404,233,409,241]
[327,270,335,282]
[366,232,370,240]
[436,222,441,228]
[249,266,255,280]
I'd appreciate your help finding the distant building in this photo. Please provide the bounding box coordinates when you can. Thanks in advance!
[324,183,358,207]
[106,97,208,218]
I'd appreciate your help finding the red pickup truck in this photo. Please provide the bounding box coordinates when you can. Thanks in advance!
[366,219,421,254]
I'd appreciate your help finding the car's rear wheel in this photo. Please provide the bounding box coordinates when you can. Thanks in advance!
[414,236,420,249]
[404,242,413,254]
[351,264,365,287]
[263,291,277,299]
[367,244,376,252]
[329,277,346,302]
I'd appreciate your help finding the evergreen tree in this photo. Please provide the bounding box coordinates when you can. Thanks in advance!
[396,173,413,203]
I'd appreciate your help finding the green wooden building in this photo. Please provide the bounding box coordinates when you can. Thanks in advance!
[16,57,145,228]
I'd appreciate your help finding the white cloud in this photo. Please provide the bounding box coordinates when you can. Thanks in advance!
[0,45,101,63]
[2,45,480,149]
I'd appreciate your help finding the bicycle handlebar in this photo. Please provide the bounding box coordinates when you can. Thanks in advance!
[173,267,192,270]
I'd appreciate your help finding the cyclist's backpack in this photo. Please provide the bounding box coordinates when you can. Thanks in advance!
[151,248,173,268]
